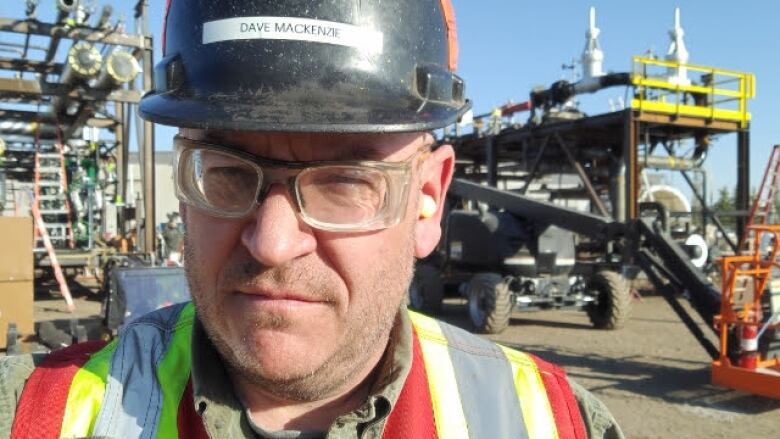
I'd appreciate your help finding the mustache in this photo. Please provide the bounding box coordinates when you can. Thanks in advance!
[218,251,339,302]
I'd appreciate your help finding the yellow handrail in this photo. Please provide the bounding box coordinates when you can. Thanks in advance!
[630,56,755,127]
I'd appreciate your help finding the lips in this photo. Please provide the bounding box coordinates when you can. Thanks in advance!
[235,287,328,304]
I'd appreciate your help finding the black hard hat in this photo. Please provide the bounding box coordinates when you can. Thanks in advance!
[139,0,470,133]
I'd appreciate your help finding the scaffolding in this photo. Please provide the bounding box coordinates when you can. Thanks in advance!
[0,1,157,278]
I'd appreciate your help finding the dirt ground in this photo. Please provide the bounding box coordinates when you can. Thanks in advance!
[9,285,780,438]
[436,294,780,439]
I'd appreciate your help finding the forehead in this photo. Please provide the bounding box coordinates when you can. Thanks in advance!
[180,129,427,161]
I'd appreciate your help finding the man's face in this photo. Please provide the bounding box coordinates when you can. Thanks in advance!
[181,129,452,402]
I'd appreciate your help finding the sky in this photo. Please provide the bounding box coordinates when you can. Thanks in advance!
[2,0,779,201]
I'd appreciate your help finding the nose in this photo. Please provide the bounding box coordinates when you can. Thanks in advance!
[241,184,316,267]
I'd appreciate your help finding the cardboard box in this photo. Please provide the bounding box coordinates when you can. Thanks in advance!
[0,217,33,348]
[0,281,34,348]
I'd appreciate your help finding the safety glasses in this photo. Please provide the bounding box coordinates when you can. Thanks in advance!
[173,136,429,232]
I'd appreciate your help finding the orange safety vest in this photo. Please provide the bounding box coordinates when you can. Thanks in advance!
[11,303,586,438]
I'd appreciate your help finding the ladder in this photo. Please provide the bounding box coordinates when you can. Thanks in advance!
[33,146,74,248]
[740,144,780,254]
[31,123,76,311]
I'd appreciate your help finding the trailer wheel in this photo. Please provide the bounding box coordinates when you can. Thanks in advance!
[586,270,632,329]
[467,273,512,334]
[409,264,444,313]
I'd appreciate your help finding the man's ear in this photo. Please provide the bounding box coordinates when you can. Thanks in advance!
[414,144,454,258]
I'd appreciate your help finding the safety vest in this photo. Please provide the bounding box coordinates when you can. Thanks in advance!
[11,302,586,439]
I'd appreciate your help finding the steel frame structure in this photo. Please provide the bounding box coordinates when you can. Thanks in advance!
[0,1,157,263]
[447,108,750,251]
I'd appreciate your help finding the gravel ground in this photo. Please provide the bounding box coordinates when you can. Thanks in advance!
[437,294,780,439]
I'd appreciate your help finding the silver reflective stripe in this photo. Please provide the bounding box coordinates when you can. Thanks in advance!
[92,303,189,439]
[438,322,529,439]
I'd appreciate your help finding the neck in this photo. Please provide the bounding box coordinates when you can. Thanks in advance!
[233,337,389,432]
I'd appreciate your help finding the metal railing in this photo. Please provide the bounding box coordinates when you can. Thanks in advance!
[631,56,755,127]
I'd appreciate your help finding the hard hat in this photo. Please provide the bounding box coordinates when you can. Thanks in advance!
[139,0,470,133]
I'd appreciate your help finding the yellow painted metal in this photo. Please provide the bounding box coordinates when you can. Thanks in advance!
[630,56,755,127]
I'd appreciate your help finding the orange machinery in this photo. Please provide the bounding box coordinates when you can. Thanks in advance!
[712,224,780,398]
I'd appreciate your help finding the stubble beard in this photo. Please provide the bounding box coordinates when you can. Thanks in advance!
[183,227,416,402]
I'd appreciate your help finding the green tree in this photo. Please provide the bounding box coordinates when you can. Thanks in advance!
[712,186,735,228]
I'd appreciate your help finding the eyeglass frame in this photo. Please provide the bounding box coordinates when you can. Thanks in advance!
[172,135,432,232]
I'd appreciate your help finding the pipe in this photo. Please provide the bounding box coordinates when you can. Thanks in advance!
[52,42,102,117]
[0,120,82,139]
[639,155,702,171]
[55,0,78,23]
[45,0,80,63]
[0,135,87,147]
[94,51,141,89]
[530,73,633,109]
[94,4,113,29]
[611,162,626,222]
[60,42,103,85]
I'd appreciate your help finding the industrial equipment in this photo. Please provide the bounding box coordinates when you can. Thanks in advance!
[0,0,156,348]
[0,1,156,276]
[412,7,753,337]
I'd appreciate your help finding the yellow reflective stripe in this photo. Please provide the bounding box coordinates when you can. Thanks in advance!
[155,302,196,439]
[408,311,469,439]
[60,339,118,438]
[499,346,558,439]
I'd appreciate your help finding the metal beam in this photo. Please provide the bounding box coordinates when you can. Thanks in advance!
[0,18,150,49]
[736,129,750,242]
[449,179,613,239]
[554,132,610,217]
[140,4,156,256]
[0,109,117,129]
[624,111,638,219]
[0,57,63,74]
[636,112,742,132]
[519,135,549,195]
[0,77,142,103]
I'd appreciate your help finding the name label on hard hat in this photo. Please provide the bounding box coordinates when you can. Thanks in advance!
[203,16,383,54]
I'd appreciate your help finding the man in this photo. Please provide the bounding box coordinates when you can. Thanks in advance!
[1,1,624,438]
[162,212,184,265]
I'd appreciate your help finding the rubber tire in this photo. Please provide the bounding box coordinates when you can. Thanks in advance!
[467,273,512,334]
[409,264,444,313]
[586,270,632,330]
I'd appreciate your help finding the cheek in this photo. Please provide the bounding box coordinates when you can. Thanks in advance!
[185,212,246,282]
[314,224,412,300]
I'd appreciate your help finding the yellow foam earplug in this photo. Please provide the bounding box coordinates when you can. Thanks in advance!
[420,194,437,218]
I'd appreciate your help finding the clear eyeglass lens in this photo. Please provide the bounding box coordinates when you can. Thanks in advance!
[297,166,388,225]
[186,149,260,212]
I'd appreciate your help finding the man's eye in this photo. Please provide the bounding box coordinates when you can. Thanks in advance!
[205,166,255,183]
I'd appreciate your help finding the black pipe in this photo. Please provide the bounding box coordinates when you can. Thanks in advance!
[530,73,633,109]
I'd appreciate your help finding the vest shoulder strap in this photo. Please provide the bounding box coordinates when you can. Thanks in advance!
[11,340,108,439]
[408,309,587,439]
[382,326,436,438]
[528,354,588,439]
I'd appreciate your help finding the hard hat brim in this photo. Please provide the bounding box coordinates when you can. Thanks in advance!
[140,92,471,134]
